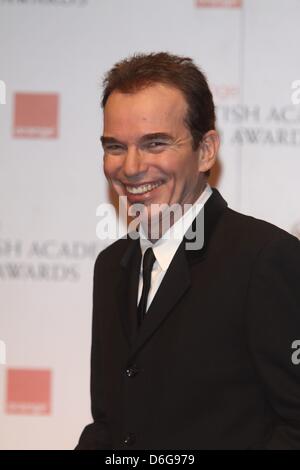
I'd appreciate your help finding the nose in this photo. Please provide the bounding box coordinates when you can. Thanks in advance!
[122,145,147,178]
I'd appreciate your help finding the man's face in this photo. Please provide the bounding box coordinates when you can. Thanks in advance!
[102,83,205,211]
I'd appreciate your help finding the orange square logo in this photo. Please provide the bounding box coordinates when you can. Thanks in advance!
[6,369,51,415]
[196,0,242,7]
[13,93,59,138]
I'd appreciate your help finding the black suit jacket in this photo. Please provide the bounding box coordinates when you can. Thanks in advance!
[77,188,300,449]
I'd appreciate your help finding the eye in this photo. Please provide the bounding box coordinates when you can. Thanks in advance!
[104,144,125,155]
[144,141,168,152]
[149,141,165,147]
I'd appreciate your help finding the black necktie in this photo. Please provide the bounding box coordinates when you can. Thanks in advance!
[137,247,156,327]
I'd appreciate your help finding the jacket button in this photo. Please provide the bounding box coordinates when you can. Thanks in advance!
[126,365,139,377]
[123,433,136,447]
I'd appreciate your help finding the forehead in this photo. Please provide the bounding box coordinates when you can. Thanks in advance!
[103,83,188,136]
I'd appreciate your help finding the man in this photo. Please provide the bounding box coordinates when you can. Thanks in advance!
[76,52,300,449]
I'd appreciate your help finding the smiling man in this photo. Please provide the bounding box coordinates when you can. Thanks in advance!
[76,52,300,450]
[101,83,217,206]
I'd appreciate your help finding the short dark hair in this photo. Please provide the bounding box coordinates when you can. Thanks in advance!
[102,52,216,152]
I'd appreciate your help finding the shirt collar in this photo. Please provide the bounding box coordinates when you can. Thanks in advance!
[139,184,212,271]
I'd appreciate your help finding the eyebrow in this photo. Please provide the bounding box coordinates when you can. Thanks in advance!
[100,136,123,146]
[139,133,173,143]
[100,133,173,146]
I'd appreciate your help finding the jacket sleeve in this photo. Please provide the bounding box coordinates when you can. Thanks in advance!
[246,235,300,449]
[75,254,112,450]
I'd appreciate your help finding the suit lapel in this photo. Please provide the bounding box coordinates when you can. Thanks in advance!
[116,237,141,346]
[185,187,228,266]
[130,242,191,358]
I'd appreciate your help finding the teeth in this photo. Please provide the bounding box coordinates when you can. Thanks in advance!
[126,181,162,194]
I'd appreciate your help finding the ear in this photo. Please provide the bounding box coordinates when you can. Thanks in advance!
[197,130,220,173]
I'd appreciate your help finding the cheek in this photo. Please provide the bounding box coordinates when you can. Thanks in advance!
[160,159,193,182]
[170,162,199,194]
[103,156,119,179]
[155,155,182,178]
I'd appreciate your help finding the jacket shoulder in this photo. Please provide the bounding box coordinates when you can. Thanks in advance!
[223,206,299,249]
[94,235,136,270]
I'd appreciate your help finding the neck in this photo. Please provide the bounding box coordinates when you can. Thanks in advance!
[141,180,208,243]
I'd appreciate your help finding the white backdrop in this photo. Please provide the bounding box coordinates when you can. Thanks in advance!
[0,0,299,449]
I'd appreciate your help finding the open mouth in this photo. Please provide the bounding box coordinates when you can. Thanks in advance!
[125,181,164,195]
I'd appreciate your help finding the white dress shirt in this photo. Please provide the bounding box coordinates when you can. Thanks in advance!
[138,184,212,312]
